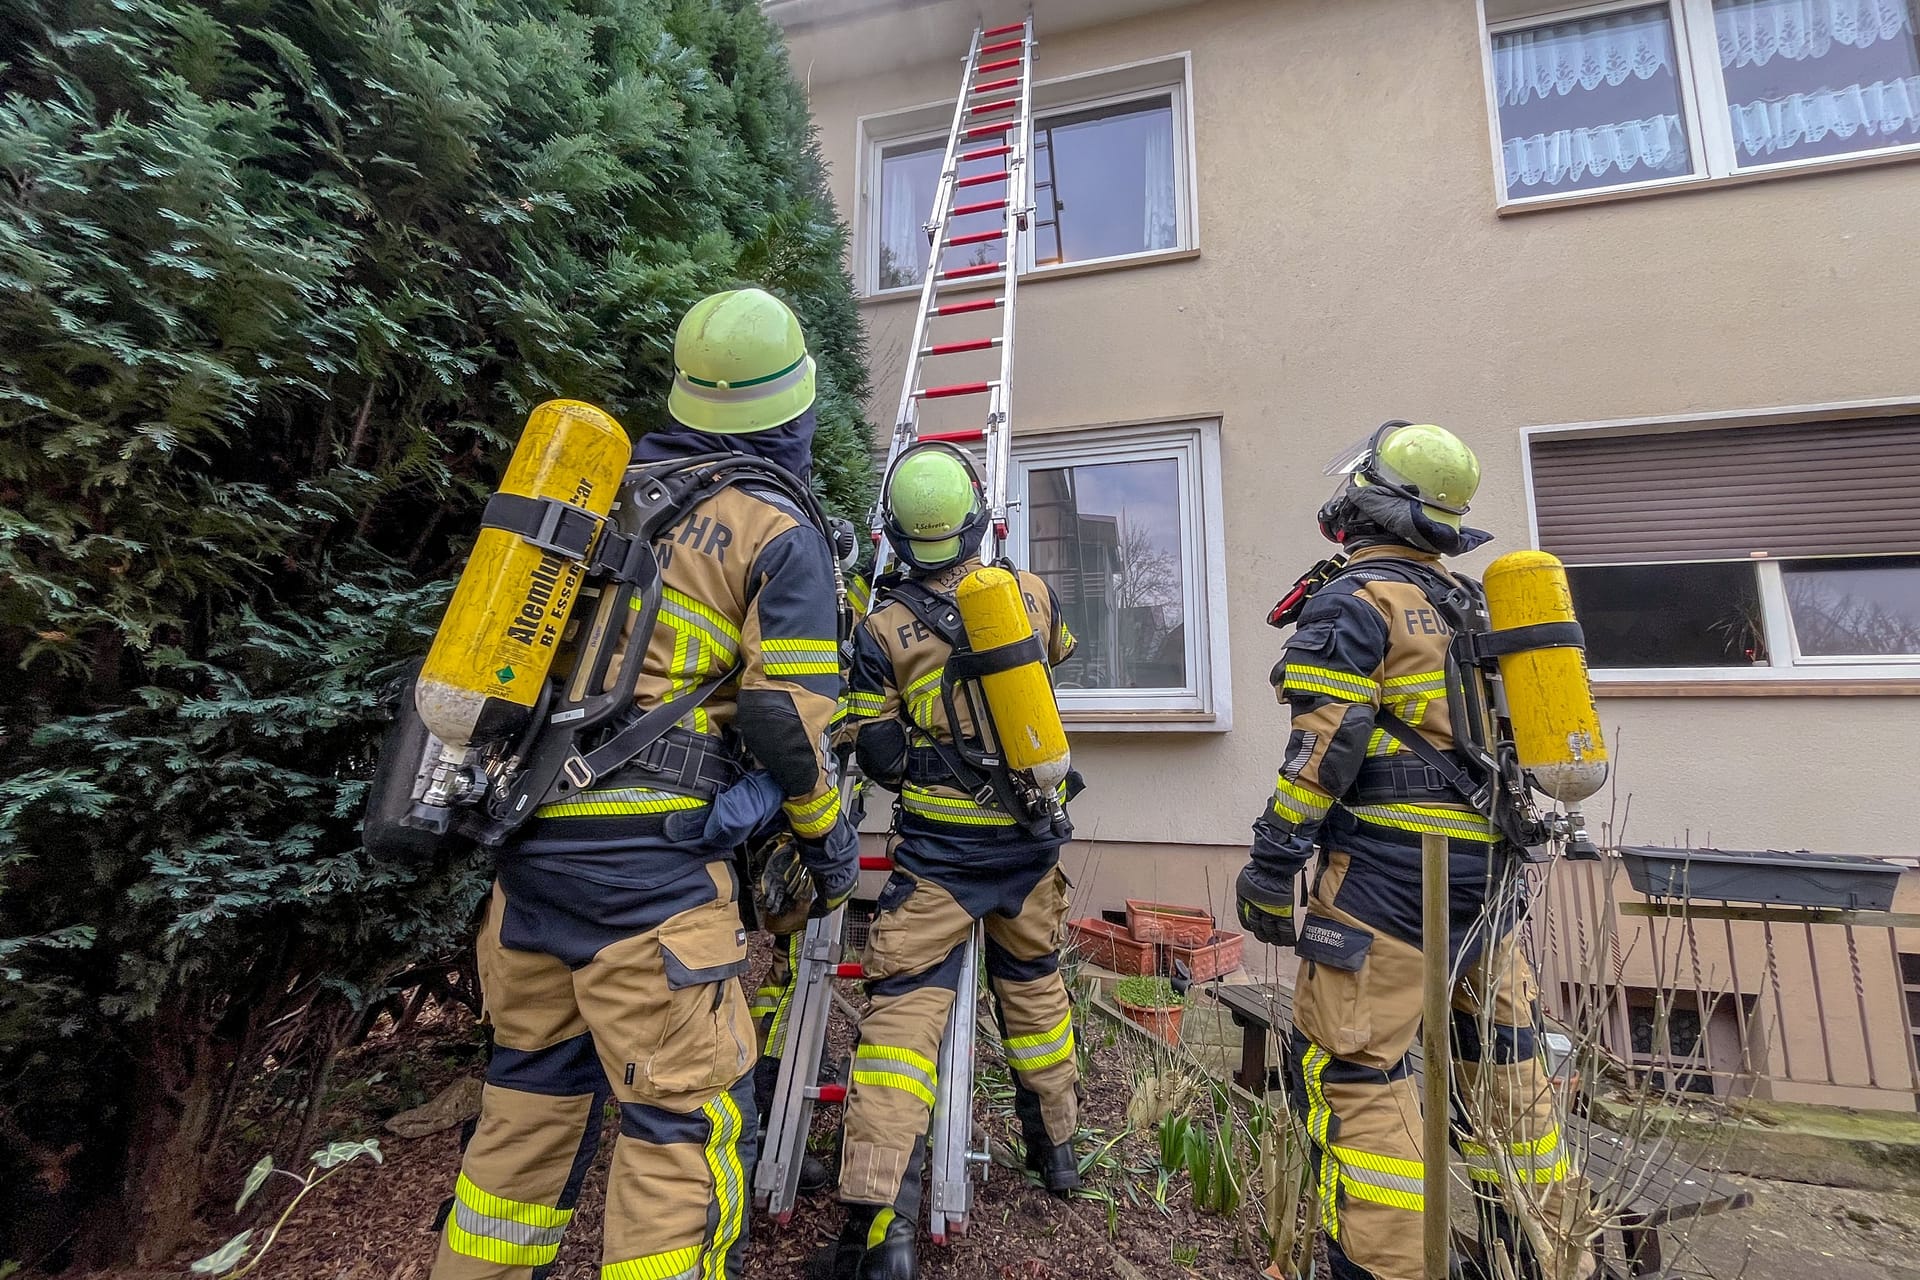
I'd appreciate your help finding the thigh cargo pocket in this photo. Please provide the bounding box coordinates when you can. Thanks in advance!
[647,898,753,1097]
[1291,914,1375,1059]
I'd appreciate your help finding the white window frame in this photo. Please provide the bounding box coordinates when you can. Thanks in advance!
[1002,417,1231,730]
[854,53,1198,298]
[1478,0,1920,209]
[1520,401,1920,684]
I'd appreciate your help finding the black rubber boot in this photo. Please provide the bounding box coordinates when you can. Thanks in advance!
[799,1151,833,1193]
[805,1204,873,1280]
[1013,1082,1080,1197]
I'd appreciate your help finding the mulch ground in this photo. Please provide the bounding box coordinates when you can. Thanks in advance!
[76,937,1271,1280]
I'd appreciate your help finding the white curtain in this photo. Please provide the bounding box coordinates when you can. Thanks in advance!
[1141,119,1177,251]
[1494,10,1675,106]
[1504,113,1689,188]
[1715,0,1915,69]
[1728,73,1920,153]
[879,156,927,289]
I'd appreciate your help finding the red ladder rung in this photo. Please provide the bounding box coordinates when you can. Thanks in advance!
[969,98,1016,116]
[939,262,1002,279]
[858,855,893,870]
[978,53,1022,70]
[945,228,1005,247]
[924,337,1000,356]
[964,121,1013,140]
[959,143,1012,163]
[982,20,1026,36]
[921,428,986,443]
[916,381,993,399]
[813,1084,848,1104]
[955,169,1007,189]
[972,77,1018,95]
[830,962,867,979]
[981,38,1023,55]
[950,198,1006,217]
[931,297,1004,317]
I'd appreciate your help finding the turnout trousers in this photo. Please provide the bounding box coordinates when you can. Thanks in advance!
[431,859,757,1280]
[1287,853,1592,1280]
[837,858,1078,1208]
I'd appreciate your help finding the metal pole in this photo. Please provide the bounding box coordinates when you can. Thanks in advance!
[1421,831,1451,1280]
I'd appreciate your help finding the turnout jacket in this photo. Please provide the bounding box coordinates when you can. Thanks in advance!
[847,558,1074,869]
[1248,545,1502,932]
[516,452,844,866]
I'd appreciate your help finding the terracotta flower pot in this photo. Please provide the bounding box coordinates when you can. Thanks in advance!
[1116,996,1184,1044]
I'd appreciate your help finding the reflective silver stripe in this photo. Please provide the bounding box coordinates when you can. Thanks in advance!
[1005,1015,1074,1071]
[673,357,812,407]
[454,1201,569,1249]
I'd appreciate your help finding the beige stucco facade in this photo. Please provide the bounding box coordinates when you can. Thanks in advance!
[785,0,1920,1103]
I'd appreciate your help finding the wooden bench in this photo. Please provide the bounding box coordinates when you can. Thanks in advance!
[1210,982,1753,1278]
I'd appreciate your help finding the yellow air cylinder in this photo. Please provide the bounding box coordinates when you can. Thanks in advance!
[955,566,1071,788]
[1482,550,1608,804]
[415,400,632,755]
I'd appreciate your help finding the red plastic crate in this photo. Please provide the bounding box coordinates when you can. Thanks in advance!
[1125,899,1216,947]
[1067,918,1157,975]
[1167,929,1245,983]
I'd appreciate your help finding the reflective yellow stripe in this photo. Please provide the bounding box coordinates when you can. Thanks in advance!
[784,787,840,837]
[1461,1129,1570,1184]
[602,1245,700,1280]
[446,1175,572,1267]
[1348,801,1494,842]
[762,638,838,653]
[1303,1046,1341,1239]
[661,587,741,643]
[1005,1012,1075,1072]
[851,1068,936,1107]
[1339,1171,1425,1211]
[536,788,706,818]
[904,666,944,727]
[765,932,801,1055]
[765,658,839,676]
[1281,663,1379,703]
[1381,669,1447,692]
[857,1043,938,1075]
[763,638,840,678]
[902,784,1015,827]
[699,1093,746,1280]
[846,691,888,717]
[1271,775,1332,822]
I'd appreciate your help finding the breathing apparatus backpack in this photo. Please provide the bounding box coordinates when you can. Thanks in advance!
[875,565,1075,842]
[363,402,844,859]
[1268,549,1607,859]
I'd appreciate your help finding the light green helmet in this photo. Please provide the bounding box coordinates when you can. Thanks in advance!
[881,442,987,571]
[668,288,817,434]
[1325,420,1480,527]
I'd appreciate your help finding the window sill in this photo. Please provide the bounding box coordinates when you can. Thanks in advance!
[1495,144,1920,217]
[1062,707,1230,733]
[1595,679,1920,698]
[859,246,1201,305]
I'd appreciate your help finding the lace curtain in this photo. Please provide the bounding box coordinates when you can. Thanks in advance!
[879,154,927,289]
[1141,119,1177,252]
[1495,9,1674,106]
[1728,73,1920,154]
[1716,0,1915,68]
[1504,113,1689,189]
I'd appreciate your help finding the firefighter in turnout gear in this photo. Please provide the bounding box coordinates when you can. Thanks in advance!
[815,442,1081,1280]
[431,288,858,1280]
[1234,423,1592,1280]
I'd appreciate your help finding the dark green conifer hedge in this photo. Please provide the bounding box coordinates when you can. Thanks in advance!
[0,0,869,1262]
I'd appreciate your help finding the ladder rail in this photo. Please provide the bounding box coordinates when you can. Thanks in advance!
[984,13,1035,559]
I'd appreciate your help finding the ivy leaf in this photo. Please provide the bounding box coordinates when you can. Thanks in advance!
[310,1137,382,1168]
[235,1154,274,1212]
[191,1230,255,1275]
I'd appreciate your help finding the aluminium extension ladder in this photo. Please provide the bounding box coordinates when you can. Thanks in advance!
[753,14,1038,1244]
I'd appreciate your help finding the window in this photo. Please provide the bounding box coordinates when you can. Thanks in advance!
[1527,413,1920,680]
[1003,420,1229,726]
[860,57,1193,294]
[1482,0,1920,205]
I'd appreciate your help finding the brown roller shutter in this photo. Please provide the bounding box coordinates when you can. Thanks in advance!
[1531,417,1920,564]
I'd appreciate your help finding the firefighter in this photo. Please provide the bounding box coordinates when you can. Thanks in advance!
[813,442,1080,1280]
[431,288,858,1280]
[1233,422,1591,1280]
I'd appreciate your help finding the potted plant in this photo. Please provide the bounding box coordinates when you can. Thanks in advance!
[1114,975,1185,1043]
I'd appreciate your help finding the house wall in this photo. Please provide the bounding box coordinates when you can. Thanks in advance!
[805,0,1920,1106]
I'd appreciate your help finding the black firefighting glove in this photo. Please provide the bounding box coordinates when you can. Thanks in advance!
[1235,864,1299,949]
[797,815,859,918]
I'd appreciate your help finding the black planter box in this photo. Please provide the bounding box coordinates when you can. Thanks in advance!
[1620,846,1903,912]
